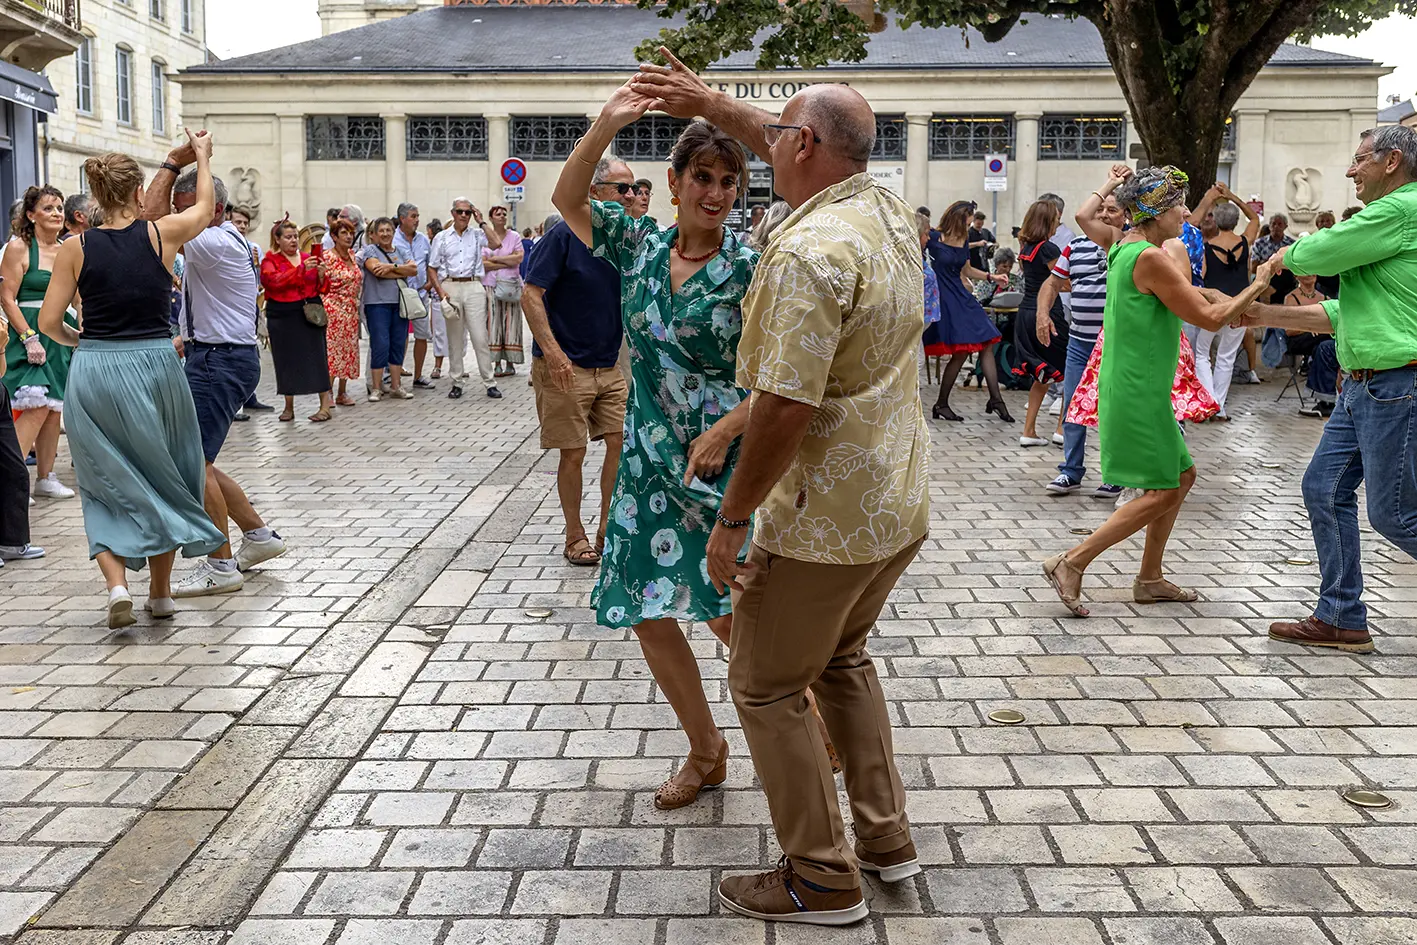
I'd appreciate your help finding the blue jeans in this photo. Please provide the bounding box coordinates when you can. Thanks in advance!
[185,343,260,462]
[1302,365,1417,629]
[1307,339,1339,398]
[1058,333,1097,482]
[365,303,408,372]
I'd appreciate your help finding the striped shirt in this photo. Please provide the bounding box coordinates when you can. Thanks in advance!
[1052,235,1107,344]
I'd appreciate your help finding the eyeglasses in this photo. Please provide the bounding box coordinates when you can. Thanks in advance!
[763,123,821,147]
[593,182,642,196]
[1350,150,1375,167]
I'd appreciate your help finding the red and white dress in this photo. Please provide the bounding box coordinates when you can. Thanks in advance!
[322,251,362,380]
[1067,328,1219,427]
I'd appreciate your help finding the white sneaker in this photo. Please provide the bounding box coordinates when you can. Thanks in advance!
[1019,435,1049,447]
[172,560,244,599]
[1049,398,1062,416]
[1051,432,1065,445]
[389,388,414,400]
[368,390,383,403]
[0,543,44,560]
[108,587,136,629]
[1245,370,1262,384]
[1115,487,1144,509]
[33,473,75,499]
[144,597,176,619]
[236,532,287,571]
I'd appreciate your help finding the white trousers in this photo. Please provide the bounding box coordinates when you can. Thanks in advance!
[427,297,448,359]
[443,281,494,388]
[1192,323,1248,414]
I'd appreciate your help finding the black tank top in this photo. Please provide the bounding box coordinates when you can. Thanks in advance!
[1202,236,1250,298]
[77,220,174,341]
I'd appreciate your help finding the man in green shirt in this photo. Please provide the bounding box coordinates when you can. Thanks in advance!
[1240,125,1417,654]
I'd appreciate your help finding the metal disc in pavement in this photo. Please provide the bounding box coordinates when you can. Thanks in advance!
[524,608,554,619]
[988,709,1026,725]
[1342,789,1393,810]
[1285,558,1313,566]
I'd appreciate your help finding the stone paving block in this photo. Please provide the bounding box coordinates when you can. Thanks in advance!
[1125,865,1243,912]
[406,870,512,915]
[303,870,414,915]
[1025,867,1136,912]
[954,825,1054,864]
[336,918,444,945]
[1326,867,1415,911]
[1051,824,1155,864]
[614,869,711,915]
[511,869,612,914]
[1241,824,1359,864]
[995,918,1104,945]
[31,806,140,843]
[19,933,120,945]
[365,792,456,826]
[664,918,767,945]
[1227,866,1351,912]
[443,919,550,945]
[283,828,388,869]
[250,871,317,915]
[1146,825,1260,864]
[157,725,296,811]
[476,827,571,867]
[1325,917,1417,945]
[925,868,1029,914]
[1103,917,1216,945]
[1340,825,1417,864]
[0,890,54,937]
[1213,916,1331,945]
[342,643,433,698]
[228,919,337,945]
[986,789,1079,823]
[380,827,482,868]
[881,917,989,945]
[555,918,655,945]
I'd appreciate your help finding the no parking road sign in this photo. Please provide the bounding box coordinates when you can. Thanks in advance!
[984,153,1007,191]
[501,158,527,185]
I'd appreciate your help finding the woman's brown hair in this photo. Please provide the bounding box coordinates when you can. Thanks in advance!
[329,218,355,239]
[83,152,144,218]
[18,185,64,245]
[937,200,976,241]
[1018,199,1060,246]
[268,220,298,254]
[670,120,748,190]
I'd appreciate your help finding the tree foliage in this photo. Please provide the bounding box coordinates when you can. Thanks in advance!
[632,0,1416,200]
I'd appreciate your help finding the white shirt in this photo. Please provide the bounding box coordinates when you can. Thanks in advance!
[182,221,259,346]
[428,224,488,280]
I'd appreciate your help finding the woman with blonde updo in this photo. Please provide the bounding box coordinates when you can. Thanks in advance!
[37,134,226,629]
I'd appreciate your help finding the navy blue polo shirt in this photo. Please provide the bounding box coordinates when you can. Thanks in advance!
[524,221,622,369]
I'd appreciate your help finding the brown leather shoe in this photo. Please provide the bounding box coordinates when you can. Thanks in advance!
[719,856,868,925]
[1269,615,1374,653]
[856,839,921,882]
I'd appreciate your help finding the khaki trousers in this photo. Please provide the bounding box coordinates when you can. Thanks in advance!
[729,535,924,890]
[443,280,494,387]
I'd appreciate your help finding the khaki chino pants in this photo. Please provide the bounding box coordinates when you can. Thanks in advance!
[443,280,494,387]
[729,535,924,890]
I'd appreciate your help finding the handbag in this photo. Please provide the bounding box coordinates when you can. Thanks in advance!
[493,277,522,304]
[377,246,428,320]
[302,297,328,328]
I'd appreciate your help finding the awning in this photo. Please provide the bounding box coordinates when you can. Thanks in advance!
[0,60,57,114]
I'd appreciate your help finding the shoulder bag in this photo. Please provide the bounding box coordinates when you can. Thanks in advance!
[493,276,523,304]
[378,246,428,320]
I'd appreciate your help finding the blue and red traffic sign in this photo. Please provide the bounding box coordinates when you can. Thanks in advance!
[987,157,1005,175]
[501,159,527,185]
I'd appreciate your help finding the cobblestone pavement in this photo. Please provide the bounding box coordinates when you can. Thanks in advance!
[1,360,1414,945]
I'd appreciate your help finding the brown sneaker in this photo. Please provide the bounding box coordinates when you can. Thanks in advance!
[856,839,921,882]
[718,856,868,925]
[1269,616,1374,653]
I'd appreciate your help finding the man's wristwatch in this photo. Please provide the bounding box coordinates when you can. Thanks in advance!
[160,161,183,175]
[715,510,751,530]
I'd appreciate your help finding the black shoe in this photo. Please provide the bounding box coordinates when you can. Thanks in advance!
[986,398,1016,423]
[245,400,275,412]
[448,385,463,400]
[232,411,251,422]
[487,387,503,399]
[413,378,435,389]
[1298,400,1334,418]
[931,403,962,422]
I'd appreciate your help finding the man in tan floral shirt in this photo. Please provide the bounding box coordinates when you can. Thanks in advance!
[635,52,929,927]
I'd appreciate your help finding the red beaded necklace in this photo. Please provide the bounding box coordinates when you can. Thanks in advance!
[673,229,723,263]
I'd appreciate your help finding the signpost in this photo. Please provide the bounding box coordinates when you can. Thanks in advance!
[500,159,527,227]
[984,153,1008,232]
[502,185,525,203]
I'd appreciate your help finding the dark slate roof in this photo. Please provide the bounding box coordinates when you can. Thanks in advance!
[1378,98,1414,123]
[185,6,1375,75]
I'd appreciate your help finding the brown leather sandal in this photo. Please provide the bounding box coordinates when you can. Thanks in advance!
[1133,577,1199,604]
[564,534,600,566]
[1042,553,1089,617]
[278,409,295,422]
[654,739,729,811]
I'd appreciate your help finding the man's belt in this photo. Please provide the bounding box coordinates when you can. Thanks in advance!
[445,276,480,282]
[1348,360,1417,383]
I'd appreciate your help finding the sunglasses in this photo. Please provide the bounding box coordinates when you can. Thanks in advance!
[452,208,474,216]
[763,123,822,147]
[594,182,643,196]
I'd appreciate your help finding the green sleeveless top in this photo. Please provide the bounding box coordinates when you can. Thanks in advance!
[18,237,51,303]
[3,236,71,402]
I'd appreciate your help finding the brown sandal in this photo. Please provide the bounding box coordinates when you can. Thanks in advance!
[278,410,295,422]
[1042,553,1089,617]
[594,526,606,557]
[335,394,356,407]
[654,739,729,811]
[308,408,333,423]
[1133,578,1199,604]
[564,534,600,566]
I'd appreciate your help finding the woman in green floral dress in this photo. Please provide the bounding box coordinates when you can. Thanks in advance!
[553,87,757,810]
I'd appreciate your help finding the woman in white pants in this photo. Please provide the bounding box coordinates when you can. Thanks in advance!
[1192,188,1260,420]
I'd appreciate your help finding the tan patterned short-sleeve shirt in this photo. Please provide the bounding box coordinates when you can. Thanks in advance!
[738,173,930,565]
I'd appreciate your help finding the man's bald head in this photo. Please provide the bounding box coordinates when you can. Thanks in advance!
[787,84,876,167]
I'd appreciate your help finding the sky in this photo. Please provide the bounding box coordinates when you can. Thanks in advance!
[206,2,1415,106]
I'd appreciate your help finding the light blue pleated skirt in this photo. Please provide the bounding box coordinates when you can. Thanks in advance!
[66,338,226,570]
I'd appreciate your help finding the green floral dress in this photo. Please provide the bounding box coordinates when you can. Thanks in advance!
[588,200,758,628]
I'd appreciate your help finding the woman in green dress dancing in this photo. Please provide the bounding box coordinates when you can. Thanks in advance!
[553,87,758,809]
[1043,167,1277,617]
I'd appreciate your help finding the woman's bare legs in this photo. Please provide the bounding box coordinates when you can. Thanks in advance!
[1022,379,1049,439]
[33,411,61,479]
[12,407,51,463]
[1138,467,1196,582]
[634,617,725,768]
[148,551,177,599]
[95,551,127,591]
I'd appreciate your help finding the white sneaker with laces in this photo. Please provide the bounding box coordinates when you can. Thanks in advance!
[236,532,287,571]
[0,543,44,560]
[389,388,414,400]
[1115,487,1144,509]
[108,587,136,629]
[172,560,244,599]
[368,390,383,403]
[33,473,75,498]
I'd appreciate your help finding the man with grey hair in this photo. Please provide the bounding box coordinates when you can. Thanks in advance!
[635,52,927,926]
[143,145,287,601]
[60,193,98,241]
[322,204,365,252]
[1238,124,1417,655]
[393,201,439,388]
[427,196,501,398]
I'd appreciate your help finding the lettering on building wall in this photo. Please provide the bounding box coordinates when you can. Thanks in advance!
[711,80,850,100]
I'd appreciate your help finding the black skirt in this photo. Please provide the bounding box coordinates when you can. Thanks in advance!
[266,299,331,396]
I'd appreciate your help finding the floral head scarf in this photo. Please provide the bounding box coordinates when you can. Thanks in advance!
[1128,166,1190,224]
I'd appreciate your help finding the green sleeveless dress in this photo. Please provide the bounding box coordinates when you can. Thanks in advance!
[1097,240,1194,490]
[2,238,73,405]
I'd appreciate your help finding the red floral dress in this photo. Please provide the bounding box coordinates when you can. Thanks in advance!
[323,251,361,380]
[1066,328,1219,427]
